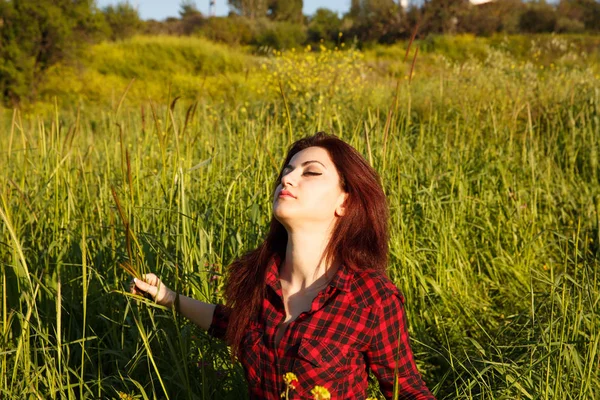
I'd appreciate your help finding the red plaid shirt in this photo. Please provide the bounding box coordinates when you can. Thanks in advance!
[209,256,435,399]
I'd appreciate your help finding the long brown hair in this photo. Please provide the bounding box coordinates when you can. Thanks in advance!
[223,132,389,356]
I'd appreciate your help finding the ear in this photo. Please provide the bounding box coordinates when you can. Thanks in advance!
[335,192,348,217]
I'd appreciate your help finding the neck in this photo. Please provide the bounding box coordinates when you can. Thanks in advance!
[280,228,337,291]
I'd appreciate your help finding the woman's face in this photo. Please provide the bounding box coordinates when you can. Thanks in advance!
[273,146,347,232]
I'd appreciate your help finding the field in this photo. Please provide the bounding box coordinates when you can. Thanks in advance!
[1,34,599,399]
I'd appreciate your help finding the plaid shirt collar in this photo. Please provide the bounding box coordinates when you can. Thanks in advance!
[265,253,354,296]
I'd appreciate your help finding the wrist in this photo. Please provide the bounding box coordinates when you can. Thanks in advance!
[160,287,177,308]
[174,292,180,312]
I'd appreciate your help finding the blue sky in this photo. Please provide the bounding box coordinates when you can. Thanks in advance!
[96,0,352,20]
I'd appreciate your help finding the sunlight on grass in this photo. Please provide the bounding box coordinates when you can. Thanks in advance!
[1,34,599,399]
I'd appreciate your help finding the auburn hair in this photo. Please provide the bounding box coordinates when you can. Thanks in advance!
[223,132,389,357]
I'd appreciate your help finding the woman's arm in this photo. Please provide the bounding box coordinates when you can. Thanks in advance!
[175,293,217,331]
[364,291,435,400]
[131,273,217,331]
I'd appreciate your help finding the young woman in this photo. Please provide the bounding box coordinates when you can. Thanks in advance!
[131,132,435,399]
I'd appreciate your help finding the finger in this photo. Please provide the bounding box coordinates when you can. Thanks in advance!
[133,277,158,299]
[129,279,140,294]
[130,284,143,295]
[141,273,158,286]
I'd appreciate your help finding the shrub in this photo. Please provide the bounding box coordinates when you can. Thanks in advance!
[252,20,306,50]
[555,17,585,33]
[102,2,143,41]
[460,0,525,36]
[345,1,408,44]
[420,34,491,62]
[198,16,254,46]
[519,1,557,33]
[307,8,342,44]
[557,0,600,32]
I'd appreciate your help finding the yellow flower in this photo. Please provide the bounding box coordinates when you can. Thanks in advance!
[283,372,299,389]
[282,372,299,399]
[311,385,331,400]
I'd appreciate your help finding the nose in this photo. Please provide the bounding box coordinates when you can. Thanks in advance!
[280,170,297,188]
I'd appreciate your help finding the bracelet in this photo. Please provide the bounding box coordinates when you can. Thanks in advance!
[174,292,180,313]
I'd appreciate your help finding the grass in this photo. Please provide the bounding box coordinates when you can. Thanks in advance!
[0,34,599,399]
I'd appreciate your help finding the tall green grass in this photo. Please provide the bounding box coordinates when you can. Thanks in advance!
[1,35,599,399]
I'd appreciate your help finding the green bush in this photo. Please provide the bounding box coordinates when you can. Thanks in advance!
[519,1,557,33]
[557,0,600,33]
[36,35,258,107]
[252,20,306,50]
[307,8,342,44]
[420,34,491,62]
[555,17,586,33]
[198,16,253,46]
[197,17,306,50]
[102,2,143,41]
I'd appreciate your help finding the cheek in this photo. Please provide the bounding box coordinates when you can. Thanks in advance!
[306,187,342,212]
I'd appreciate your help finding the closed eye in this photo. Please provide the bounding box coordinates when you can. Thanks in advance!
[303,172,322,176]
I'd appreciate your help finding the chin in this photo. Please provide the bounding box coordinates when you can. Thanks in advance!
[273,207,291,222]
[273,204,303,225]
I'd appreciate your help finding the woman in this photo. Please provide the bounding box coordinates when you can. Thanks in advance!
[131,132,435,399]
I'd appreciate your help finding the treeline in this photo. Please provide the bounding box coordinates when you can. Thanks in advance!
[0,0,599,105]
[146,0,600,46]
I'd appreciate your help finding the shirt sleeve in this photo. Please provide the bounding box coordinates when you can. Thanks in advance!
[207,304,231,341]
[364,290,436,400]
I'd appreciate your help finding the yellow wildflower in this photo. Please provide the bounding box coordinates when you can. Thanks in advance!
[311,385,331,400]
[283,372,299,389]
[281,372,299,399]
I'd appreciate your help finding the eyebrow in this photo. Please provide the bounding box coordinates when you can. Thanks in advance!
[283,160,327,170]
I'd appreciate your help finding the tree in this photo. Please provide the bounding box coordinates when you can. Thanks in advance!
[228,0,303,22]
[519,0,557,33]
[179,0,204,35]
[307,8,342,43]
[180,0,201,19]
[228,0,269,19]
[253,20,306,49]
[102,2,143,40]
[0,0,107,105]
[348,0,361,18]
[460,0,525,35]
[346,0,408,43]
[198,16,253,45]
[557,0,600,32]
[421,0,471,34]
[268,0,303,23]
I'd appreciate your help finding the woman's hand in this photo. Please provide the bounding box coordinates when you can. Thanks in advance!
[130,273,176,307]
[130,273,218,331]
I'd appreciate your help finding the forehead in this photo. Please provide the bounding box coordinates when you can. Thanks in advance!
[288,146,333,166]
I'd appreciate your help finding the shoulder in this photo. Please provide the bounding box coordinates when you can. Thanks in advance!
[347,269,406,310]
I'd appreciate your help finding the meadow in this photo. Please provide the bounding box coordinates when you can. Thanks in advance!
[1,33,599,399]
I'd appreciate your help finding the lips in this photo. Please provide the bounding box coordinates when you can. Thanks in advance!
[279,189,296,198]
